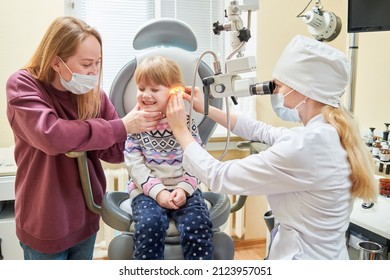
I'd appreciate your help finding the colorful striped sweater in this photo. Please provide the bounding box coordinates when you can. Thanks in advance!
[124,116,203,200]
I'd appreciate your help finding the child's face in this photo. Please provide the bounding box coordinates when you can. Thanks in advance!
[136,80,170,113]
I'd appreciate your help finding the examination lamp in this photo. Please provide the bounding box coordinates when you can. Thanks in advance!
[169,86,185,96]
[298,0,341,42]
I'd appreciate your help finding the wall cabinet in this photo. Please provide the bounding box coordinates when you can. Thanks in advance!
[0,175,23,260]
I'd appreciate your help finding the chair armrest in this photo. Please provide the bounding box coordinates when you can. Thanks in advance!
[230,195,248,213]
[203,192,231,229]
[101,191,133,231]
[236,140,269,154]
[65,151,101,215]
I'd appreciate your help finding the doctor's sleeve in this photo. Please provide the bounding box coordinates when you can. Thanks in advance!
[232,114,287,146]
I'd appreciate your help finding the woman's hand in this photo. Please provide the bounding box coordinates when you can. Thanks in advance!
[182,86,204,114]
[122,105,162,134]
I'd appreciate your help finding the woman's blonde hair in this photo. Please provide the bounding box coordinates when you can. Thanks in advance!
[135,56,184,88]
[25,16,102,120]
[322,105,378,202]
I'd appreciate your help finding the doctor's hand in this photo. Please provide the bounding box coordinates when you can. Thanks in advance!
[167,93,197,150]
[182,86,205,114]
[122,104,163,134]
[167,93,188,133]
[156,190,179,210]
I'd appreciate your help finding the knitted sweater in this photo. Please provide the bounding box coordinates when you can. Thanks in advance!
[124,116,202,200]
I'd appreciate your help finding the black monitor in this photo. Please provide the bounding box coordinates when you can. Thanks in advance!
[348,0,390,33]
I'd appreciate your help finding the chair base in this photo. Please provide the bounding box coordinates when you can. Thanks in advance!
[107,231,234,260]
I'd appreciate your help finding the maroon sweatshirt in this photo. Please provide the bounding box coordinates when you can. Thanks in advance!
[6,69,127,253]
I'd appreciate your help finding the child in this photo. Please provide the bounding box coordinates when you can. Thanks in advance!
[124,56,214,260]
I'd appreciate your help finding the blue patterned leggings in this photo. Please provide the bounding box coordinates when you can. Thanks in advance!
[131,189,214,260]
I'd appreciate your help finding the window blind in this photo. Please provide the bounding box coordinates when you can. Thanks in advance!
[68,0,225,94]
[66,0,257,119]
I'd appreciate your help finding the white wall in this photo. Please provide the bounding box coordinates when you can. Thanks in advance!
[353,32,390,136]
[0,0,64,147]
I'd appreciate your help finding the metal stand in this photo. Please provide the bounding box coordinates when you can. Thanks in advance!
[346,33,359,113]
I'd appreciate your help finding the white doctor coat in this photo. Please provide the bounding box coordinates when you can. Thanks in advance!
[183,114,353,259]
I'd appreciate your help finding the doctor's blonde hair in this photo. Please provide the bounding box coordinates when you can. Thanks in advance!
[135,56,184,89]
[25,16,103,120]
[322,105,378,202]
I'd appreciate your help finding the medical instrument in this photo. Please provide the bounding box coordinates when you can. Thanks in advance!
[365,127,375,152]
[195,1,274,112]
[297,0,342,42]
[169,86,185,96]
[199,1,344,109]
[189,0,260,160]
[202,0,261,104]
[368,123,390,174]
[202,59,274,100]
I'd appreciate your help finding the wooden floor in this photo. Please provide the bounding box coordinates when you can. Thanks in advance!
[233,238,267,260]
[94,237,267,260]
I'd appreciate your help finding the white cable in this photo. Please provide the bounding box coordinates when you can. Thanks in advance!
[191,51,230,161]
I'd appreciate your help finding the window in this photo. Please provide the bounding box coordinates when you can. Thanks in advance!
[65,0,257,121]
[65,0,225,92]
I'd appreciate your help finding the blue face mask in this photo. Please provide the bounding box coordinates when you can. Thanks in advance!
[271,90,307,123]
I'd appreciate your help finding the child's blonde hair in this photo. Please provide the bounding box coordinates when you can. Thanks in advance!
[135,56,184,88]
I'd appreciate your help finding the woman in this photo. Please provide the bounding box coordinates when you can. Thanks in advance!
[6,16,162,260]
[166,35,378,259]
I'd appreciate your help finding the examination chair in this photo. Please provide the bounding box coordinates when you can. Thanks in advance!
[68,18,247,260]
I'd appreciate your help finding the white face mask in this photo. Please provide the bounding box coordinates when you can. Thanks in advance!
[271,90,307,123]
[58,57,99,94]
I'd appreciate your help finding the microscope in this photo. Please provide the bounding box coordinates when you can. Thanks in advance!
[201,0,341,115]
[202,0,273,115]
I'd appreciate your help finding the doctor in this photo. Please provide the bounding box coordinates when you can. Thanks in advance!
[166,35,378,259]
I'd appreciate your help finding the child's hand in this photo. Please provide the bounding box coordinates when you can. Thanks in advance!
[170,188,187,208]
[156,190,179,209]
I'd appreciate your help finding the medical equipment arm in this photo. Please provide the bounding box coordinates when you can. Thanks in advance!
[202,1,275,104]
[203,0,341,102]
[66,151,101,215]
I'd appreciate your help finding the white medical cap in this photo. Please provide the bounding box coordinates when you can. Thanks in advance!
[272,35,350,108]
